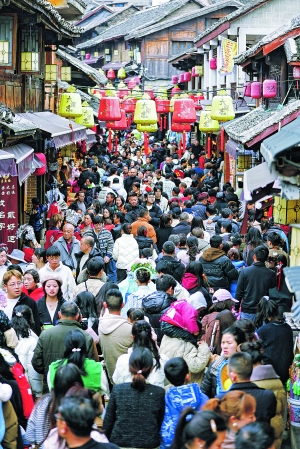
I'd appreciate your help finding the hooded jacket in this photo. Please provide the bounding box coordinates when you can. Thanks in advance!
[199,248,238,290]
[156,255,185,283]
[143,202,163,228]
[98,314,132,382]
[142,291,175,344]
[39,263,76,302]
[111,183,127,201]
[171,220,191,236]
[112,233,139,269]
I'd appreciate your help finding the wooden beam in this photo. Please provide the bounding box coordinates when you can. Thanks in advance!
[263,27,300,56]
[245,109,300,147]
[195,22,230,48]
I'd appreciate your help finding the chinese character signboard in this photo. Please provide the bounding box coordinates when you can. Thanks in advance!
[219,39,237,76]
[0,174,18,252]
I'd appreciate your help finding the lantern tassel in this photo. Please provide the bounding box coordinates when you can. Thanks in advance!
[159,114,163,132]
[220,125,224,152]
[114,135,119,155]
[144,132,149,156]
[108,129,112,153]
[183,131,186,153]
[69,123,74,143]
[207,134,211,158]
[163,115,167,129]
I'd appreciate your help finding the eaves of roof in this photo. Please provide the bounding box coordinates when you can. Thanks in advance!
[167,46,197,64]
[76,0,200,50]
[126,0,241,41]
[83,4,139,32]
[11,0,82,38]
[56,47,107,85]
[234,14,300,65]
[76,3,114,25]
[194,0,269,46]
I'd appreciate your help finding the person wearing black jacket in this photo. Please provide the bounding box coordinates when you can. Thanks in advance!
[156,241,185,283]
[78,164,92,189]
[142,274,177,345]
[143,192,162,229]
[111,211,125,241]
[123,168,140,193]
[124,193,142,224]
[74,236,104,281]
[58,165,70,200]
[69,191,88,213]
[217,352,276,424]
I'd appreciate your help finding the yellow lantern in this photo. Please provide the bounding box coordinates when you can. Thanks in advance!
[156,87,168,98]
[117,67,126,79]
[106,82,116,91]
[61,66,72,82]
[134,94,158,125]
[170,94,179,112]
[199,107,219,133]
[98,68,105,75]
[75,101,94,128]
[137,123,158,132]
[45,64,57,82]
[58,85,82,118]
[211,90,235,121]
[132,85,143,100]
[194,65,203,76]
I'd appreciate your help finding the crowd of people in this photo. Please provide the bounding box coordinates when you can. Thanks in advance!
[0,132,294,449]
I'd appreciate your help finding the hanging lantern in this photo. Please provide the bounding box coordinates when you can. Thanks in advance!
[20,52,39,72]
[106,82,115,91]
[263,79,277,98]
[106,109,127,130]
[184,71,191,82]
[156,87,168,99]
[199,107,219,132]
[179,73,185,83]
[193,93,204,111]
[117,81,129,99]
[293,67,300,89]
[171,121,191,132]
[211,90,235,121]
[94,51,99,57]
[155,98,170,113]
[134,76,141,84]
[172,75,179,84]
[194,65,203,76]
[251,82,262,99]
[170,95,179,112]
[192,67,197,77]
[137,123,158,132]
[210,58,217,70]
[33,153,46,176]
[171,85,181,97]
[132,85,143,99]
[98,90,122,121]
[117,67,126,79]
[92,88,106,99]
[128,79,137,90]
[45,64,57,82]
[75,101,94,128]
[121,97,136,113]
[172,94,196,124]
[134,94,158,125]
[86,54,91,60]
[144,86,155,100]
[106,68,116,80]
[59,85,82,118]
[61,66,72,82]
[98,68,105,75]
[244,81,252,97]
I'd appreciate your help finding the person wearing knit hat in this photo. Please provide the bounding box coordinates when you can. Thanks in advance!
[191,192,209,220]
[212,289,239,304]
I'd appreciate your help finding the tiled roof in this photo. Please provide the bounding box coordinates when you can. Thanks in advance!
[284,36,300,63]
[168,47,197,63]
[77,0,203,50]
[126,0,241,40]
[0,114,37,137]
[56,47,107,85]
[194,0,269,44]
[235,13,300,64]
[82,4,139,33]
[224,100,300,144]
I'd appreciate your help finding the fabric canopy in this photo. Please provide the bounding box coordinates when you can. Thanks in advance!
[0,150,17,177]
[243,162,278,202]
[102,62,127,70]
[2,144,35,185]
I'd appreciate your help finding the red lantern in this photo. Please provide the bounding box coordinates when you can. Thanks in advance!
[210,58,217,70]
[171,86,181,97]
[172,75,179,84]
[244,82,252,97]
[193,94,204,111]
[33,153,46,176]
[293,67,300,89]
[184,72,191,82]
[171,122,191,132]
[127,79,136,89]
[145,87,155,100]
[98,96,121,121]
[251,82,262,99]
[106,68,116,80]
[121,97,136,113]
[155,98,170,113]
[179,74,185,83]
[106,109,127,130]
[263,79,277,99]
[172,97,196,124]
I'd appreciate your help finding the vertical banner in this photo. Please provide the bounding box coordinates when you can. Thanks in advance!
[219,38,237,76]
[0,174,18,253]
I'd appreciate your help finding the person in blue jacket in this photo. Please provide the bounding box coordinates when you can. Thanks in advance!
[28,198,47,243]
[160,357,208,449]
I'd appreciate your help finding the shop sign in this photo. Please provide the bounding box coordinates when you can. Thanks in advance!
[0,174,18,252]
[219,39,237,76]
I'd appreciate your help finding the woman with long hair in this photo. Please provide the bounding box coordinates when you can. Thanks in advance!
[11,305,43,397]
[122,269,155,317]
[113,320,167,387]
[0,245,9,286]
[115,195,126,213]
[95,282,119,317]
[103,347,165,448]
[239,340,285,449]
[26,364,84,449]
[269,254,293,316]
[177,236,201,267]
[102,207,115,232]
[190,216,210,242]
[201,326,246,398]
[243,227,266,266]
[212,310,236,355]
[31,247,47,272]
[37,275,65,327]
[181,261,211,306]
[202,391,256,449]
[255,297,293,385]
[172,408,226,449]
[44,215,63,250]
[47,330,107,395]
[22,269,44,301]
[156,214,173,253]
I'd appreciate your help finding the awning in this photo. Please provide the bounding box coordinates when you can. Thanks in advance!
[0,150,18,177]
[86,129,96,144]
[19,112,87,149]
[225,139,241,160]
[260,116,300,170]
[33,154,44,169]
[82,56,103,65]
[101,62,127,71]
[243,162,278,201]
[2,144,35,185]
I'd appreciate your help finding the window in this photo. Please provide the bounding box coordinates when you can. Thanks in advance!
[172,41,192,56]
[0,16,13,66]
[20,27,40,72]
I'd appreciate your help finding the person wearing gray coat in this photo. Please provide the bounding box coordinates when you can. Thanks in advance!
[53,224,80,271]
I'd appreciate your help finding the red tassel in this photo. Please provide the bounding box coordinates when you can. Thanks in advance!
[108,129,112,153]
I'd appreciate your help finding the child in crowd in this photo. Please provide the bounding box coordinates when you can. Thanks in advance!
[160,357,209,449]
[228,248,247,298]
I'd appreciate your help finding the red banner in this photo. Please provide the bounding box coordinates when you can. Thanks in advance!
[0,174,19,252]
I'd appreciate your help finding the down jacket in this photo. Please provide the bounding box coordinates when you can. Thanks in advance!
[159,332,210,385]
[112,234,139,269]
[199,248,238,291]
[251,364,286,449]
[142,291,175,344]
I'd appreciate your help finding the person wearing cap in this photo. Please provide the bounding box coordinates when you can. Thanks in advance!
[199,235,238,292]
[32,302,97,388]
[53,223,81,272]
[191,192,208,220]
[171,212,191,237]
[6,249,28,274]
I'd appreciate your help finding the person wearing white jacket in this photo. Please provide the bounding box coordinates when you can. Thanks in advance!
[11,305,43,397]
[112,223,139,284]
